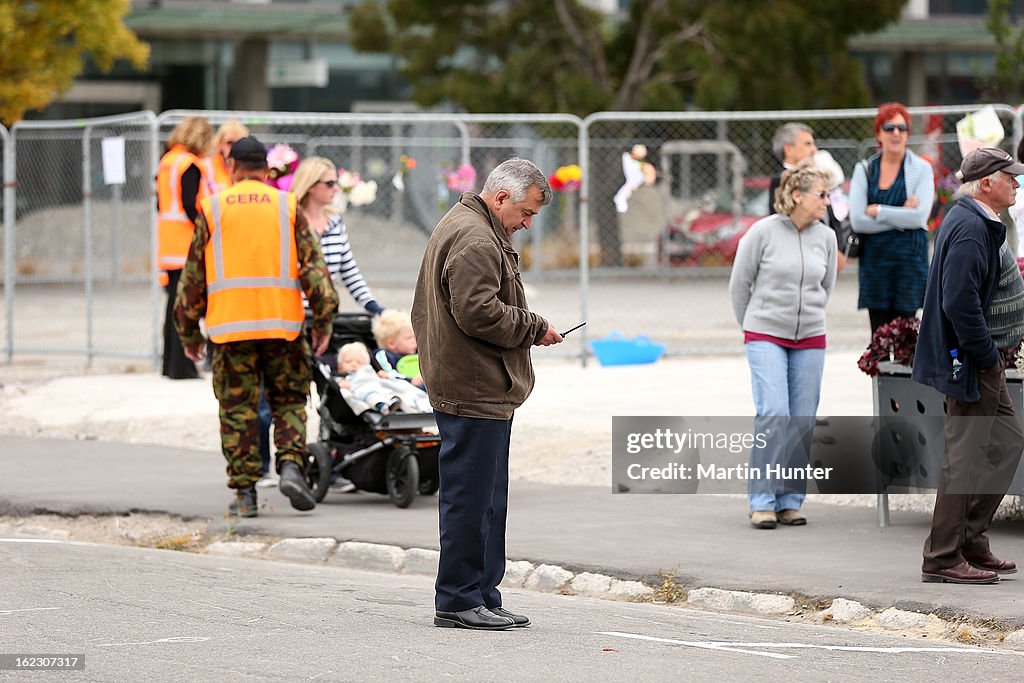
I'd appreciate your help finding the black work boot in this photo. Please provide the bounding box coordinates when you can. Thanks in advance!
[229,485,258,518]
[279,461,316,511]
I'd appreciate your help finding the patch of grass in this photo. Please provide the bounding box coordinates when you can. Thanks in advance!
[652,568,686,603]
[955,625,974,643]
[150,532,203,552]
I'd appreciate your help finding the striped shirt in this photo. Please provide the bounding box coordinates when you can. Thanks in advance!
[305,212,382,314]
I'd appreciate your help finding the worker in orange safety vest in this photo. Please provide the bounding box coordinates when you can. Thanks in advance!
[174,135,339,518]
[156,115,213,379]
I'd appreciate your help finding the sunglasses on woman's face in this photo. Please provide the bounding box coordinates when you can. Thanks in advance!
[318,179,338,188]
[881,123,909,133]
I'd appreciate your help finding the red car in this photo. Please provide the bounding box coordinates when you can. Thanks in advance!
[656,141,766,267]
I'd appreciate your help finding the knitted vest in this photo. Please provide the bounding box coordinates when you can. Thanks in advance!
[986,241,1024,350]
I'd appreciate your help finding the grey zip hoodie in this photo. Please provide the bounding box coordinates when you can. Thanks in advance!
[729,213,837,341]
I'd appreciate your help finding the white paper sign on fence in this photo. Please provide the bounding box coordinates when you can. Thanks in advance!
[101,136,126,185]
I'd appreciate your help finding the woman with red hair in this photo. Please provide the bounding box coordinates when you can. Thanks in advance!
[849,102,935,333]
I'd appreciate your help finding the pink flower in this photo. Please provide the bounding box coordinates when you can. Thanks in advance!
[444,163,477,193]
[264,143,299,190]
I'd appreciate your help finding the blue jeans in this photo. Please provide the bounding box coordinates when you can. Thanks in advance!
[745,341,825,512]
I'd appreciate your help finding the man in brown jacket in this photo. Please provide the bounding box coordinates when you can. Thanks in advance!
[412,157,562,630]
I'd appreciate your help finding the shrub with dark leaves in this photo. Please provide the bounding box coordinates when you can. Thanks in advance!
[858,316,1024,376]
[857,316,921,376]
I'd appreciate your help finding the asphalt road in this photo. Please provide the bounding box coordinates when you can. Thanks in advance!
[1,538,1018,682]
[4,435,1024,627]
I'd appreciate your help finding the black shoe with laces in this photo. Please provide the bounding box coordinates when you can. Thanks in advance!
[228,485,258,518]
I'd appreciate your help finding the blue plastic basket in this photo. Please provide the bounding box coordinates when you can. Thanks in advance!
[590,333,665,366]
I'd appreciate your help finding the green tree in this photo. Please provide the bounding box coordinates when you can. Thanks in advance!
[984,0,1024,103]
[0,0,149,125]
[350,0,904,264]
[349,0,905,115]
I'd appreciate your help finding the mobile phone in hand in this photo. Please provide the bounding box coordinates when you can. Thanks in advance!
[561,322,587,337]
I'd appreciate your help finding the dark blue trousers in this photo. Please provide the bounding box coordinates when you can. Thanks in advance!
[434,411,512,612]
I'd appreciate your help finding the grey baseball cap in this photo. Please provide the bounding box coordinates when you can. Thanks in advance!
[956,147,1024,182]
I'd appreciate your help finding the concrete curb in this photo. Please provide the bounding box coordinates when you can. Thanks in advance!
[195,536,1024,651]
[5,516,1024,651]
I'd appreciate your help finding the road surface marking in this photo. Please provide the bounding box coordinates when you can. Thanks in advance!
[97,637,209,647]
[0,538,98,547]
[597,631,1012,659]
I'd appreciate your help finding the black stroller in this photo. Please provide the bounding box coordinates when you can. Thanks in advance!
[304,313,440,508]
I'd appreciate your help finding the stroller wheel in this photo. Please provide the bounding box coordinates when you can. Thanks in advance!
[306,442,334,503]
[418,477,439,496]
[386,447,420,508]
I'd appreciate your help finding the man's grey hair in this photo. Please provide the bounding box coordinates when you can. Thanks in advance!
[772,122,814,161]
[954,172,999,200]
[481,157,553,205]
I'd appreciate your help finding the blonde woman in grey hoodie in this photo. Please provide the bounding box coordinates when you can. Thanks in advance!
[729,160,837,530]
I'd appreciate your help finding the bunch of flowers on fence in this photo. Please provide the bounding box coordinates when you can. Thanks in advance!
[549,164,582,192]
[928,167,960,231]
[265,143,299,191]
[443,163,477,193]
[392,154,417,191]
[335,169,377,210]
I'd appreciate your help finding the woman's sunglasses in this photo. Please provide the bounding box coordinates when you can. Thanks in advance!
[318,179,338,188]
[881,123,909,133]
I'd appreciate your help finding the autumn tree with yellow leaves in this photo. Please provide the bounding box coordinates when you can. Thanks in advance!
[0,0,149,125]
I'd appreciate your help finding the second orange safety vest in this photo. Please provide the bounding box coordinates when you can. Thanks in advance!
[200,153,232,196]
[200,180,303,344]
[157,145,207,271]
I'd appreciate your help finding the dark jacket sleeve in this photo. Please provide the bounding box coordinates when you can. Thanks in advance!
[181,165,201,222]
[173,212,210,346]
[295,211,339,339]
[941,233,1000,370]
[767,174,780,215]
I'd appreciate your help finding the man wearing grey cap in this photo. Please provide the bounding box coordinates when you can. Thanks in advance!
[913,147,1024,584]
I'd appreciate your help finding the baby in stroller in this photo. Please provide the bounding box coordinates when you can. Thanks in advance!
[304,312,439,508]
[371,309,423,388]
[336,340,431,416]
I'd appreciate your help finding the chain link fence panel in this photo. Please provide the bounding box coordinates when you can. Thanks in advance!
[8,112,159,363]
[3,106,1020,366]
[581,105,1022,357]
[158,111,586,355]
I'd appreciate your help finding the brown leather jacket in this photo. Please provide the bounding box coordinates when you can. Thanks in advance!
[412,193,548,419]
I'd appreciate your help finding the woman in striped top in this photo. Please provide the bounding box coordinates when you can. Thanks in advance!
[291,157,385,315]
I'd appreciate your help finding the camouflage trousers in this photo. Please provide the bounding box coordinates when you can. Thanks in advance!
[211,337,312,489]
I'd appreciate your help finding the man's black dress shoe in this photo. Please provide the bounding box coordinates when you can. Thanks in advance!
[279,461,316,511]
[488,606,530,627]
[434,606,514,630]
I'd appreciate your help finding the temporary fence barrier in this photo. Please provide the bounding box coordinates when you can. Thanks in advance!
[2,105,1019,367]
[5,111,159,364]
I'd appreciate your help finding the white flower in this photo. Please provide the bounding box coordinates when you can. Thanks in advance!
[347,179,377,207]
